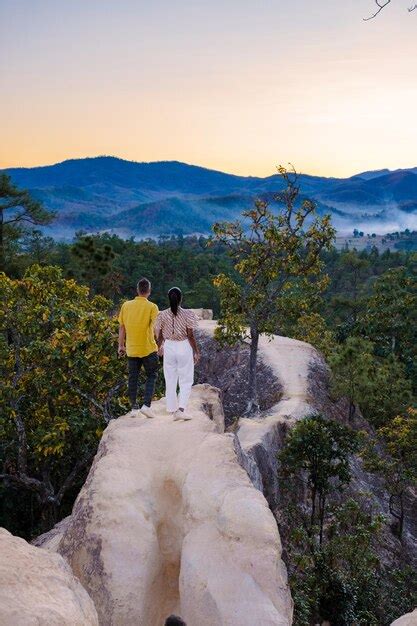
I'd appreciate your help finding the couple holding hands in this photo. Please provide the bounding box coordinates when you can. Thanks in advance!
[118,277,200,421]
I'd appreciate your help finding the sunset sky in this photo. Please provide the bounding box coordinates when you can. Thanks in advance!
[1,0,416,177]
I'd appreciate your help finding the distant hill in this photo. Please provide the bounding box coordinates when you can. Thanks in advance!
[3,156,417,238]
[320,171,417,206]
[355,167,417,180]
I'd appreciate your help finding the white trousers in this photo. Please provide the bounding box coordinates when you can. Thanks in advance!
[163,339,194,412]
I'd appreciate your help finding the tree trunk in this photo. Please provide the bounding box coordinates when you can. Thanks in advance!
[310,485,317,534]
[398,494,404,539]
[318,494,326,546]
[389,492,405,539]
[348,400,355,421]
[39,498,58,533]
[246,325,260,415]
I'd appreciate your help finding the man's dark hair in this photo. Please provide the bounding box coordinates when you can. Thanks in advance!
[137,277,151,295]
[164,616,186,626]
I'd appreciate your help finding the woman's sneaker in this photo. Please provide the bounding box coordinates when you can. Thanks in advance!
[173,409,192,421]
[140,405,156,419]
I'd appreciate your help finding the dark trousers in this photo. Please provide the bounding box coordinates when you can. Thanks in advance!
[128,352,159,408]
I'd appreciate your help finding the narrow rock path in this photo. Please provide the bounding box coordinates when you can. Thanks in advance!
[38,384,292,626]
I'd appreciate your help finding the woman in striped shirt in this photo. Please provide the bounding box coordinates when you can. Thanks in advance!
[154,287,200,420]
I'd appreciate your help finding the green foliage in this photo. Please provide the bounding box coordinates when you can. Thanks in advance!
[362,267,417,391]
[328,250,370,331]
[379,407,417,479]
[69,235,116,295]
[328,336,376,420]
[213,171,335,339]
[280,414,359,544]
[329,337,413,426]
[378,566,417,624]
[212,168,335,411]
[289,500,384,626]
[0,266,134,535]
[363,267,417,355]
[290,312,336,358]
[0,174,54,271]
[363,407,417,537]
[360,354,413,427]
[21,229,55,265]
[279,416,415,625]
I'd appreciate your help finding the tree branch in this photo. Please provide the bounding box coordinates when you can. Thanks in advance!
[9,328,29,475]
[0,471,47,495]
[67,380,123,422]
[364,0,391,20]
[55,452,93,505]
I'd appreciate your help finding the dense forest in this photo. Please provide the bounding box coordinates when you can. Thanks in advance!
[1,175,416,624]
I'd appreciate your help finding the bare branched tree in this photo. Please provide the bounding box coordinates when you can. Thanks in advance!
[364,0,417,19]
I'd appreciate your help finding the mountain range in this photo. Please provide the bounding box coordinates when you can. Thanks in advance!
[4,156,417,238]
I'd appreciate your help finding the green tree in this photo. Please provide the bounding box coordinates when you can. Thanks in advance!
[291,312,336,359]
[329,336,375,420]
[279,414,359,545]
[360,354,413,427]
[212,167,335,413]
[364,407,417,538]
[330,250,370,331]
[0,174,54,272]
[363,267,417,384]
[70,235,116,294]
[379,566,417,625]
[0,266,129,533]
[279,418,389,625]
[20,229,55,265]
[316,500,383,625]
[314,502,383,626]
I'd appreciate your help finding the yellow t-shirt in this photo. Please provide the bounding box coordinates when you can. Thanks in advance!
[118,296,159,357]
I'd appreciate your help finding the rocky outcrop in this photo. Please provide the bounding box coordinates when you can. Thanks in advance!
[195,329,283,425]
[197,322,417,568]
[197,320,321,508]
[189,308,213,320]
[47,384,292,626]
[198,321,417,621]
[0,527,98,626]
[391,609,417,626]
[33,515,72,551]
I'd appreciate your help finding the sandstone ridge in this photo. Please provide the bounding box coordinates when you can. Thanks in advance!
[0,527,98,626]
[35,383,292,626]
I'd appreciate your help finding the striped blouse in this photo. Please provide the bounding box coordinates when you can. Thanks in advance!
[154,307,198,341]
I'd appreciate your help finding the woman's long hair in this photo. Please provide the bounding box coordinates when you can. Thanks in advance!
[168,287,182,316]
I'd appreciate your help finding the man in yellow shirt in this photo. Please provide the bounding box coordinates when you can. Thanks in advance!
[118,277,159,417]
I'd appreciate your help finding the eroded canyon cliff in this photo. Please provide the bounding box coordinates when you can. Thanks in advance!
[1,316,416,625]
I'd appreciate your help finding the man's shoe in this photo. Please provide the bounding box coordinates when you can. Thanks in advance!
[127,404,141,417]
[140,405,155,419]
